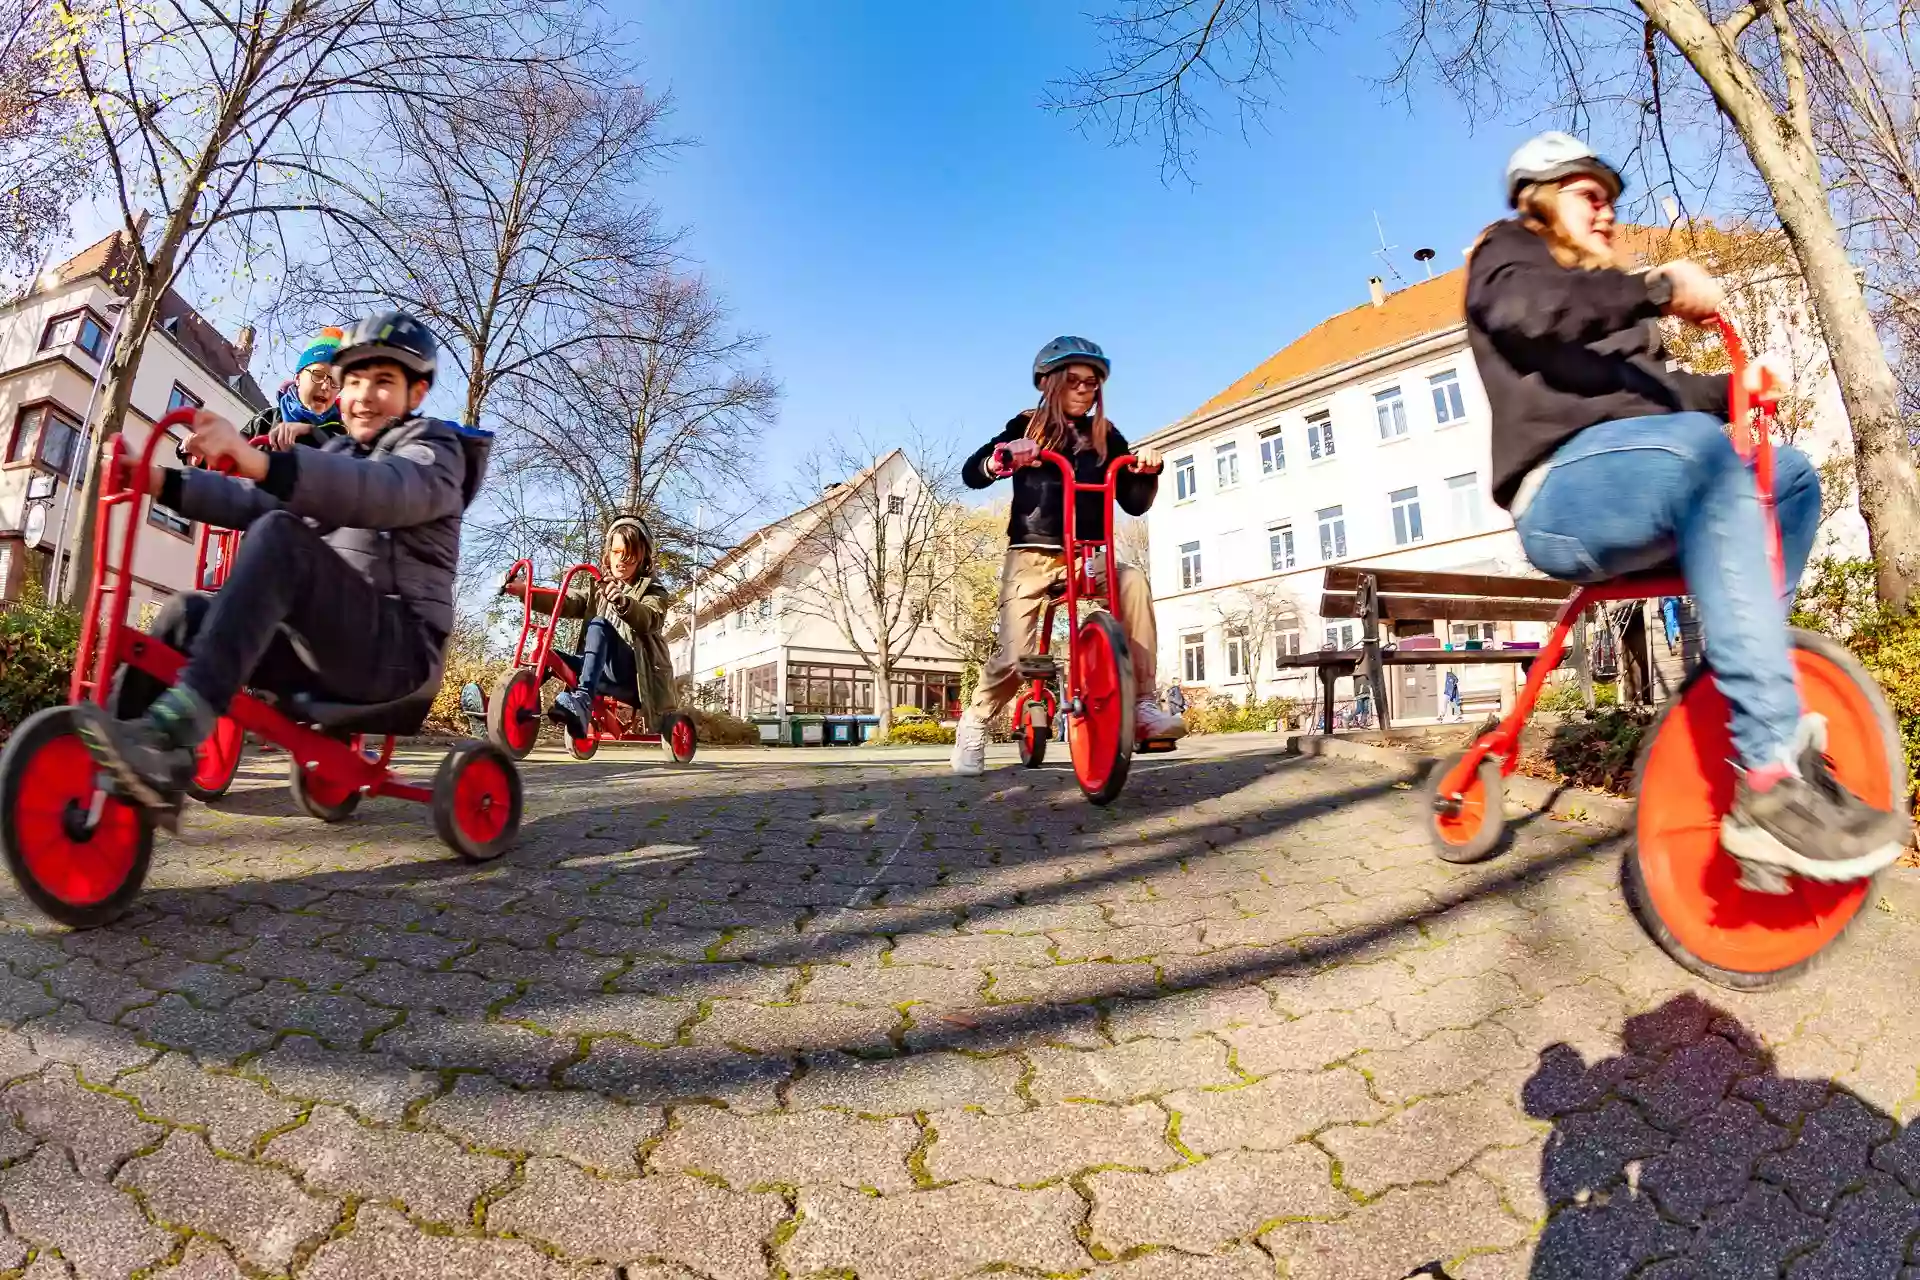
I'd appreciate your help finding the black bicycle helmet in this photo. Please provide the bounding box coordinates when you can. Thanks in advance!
[334,310,438,385]
[1033,336,1110,387]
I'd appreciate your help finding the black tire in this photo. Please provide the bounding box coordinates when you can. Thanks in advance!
[0,706,155,928]
[486,667,542,760]
[1070,611,1135,806]
[1015,699,1049,768]
[287,754,362,823]
[658,712,697,764]
[186,717,245,803]
[565,733,599,761]
[1426,750,1507,864]
[432,742,522,862]
[1624,628,1905,990]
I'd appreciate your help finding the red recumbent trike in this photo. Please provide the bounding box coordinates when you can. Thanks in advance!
[0,407,524,928]
[995,445,1177,806]
[1426,318,1907,989]
[470,559,696,764]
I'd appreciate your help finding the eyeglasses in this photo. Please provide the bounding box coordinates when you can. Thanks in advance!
[1063,374,1102,392]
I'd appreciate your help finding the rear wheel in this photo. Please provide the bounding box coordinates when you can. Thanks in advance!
[0,707,154,928]
[487,667,541,760]
[1067,611,1135,806]
[659,712,697,764]
[287,750,361,823]
[432,742,521,861]
[1015,696,1050,769]
[1427,750,1507,864]
[565,732,599,761]
[1627,629,1905,990]
[186,717,245,802]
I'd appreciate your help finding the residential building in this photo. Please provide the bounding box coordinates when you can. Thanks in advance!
[0,230,267,610]
[1138,234,1864,719]
[667,449,965,727]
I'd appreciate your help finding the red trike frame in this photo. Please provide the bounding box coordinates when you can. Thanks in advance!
[501,558,687,752]
[1433,316,1781,802]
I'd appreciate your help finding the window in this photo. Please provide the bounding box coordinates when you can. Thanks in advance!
[1225,628,1250,679]
[1447,471,1483,532]
[1268,521,1296,572]
[165,384,202,414]
[1374,386,1409,440]
[1214,441,1240,489]
[1178,540,1203,590]
[7,404,81,472]
[40,310,107,360]
[1274,630,1302,667]
[1316,505,1346,562]
[887,495,904,515]
[1181,632,1206,683]
[1259,426,1285,474]
[1174,455,1197,501]
[786,661,878,714]
[1325,621,1358,650]
[1390,486,1425,546]
[756,597,773,622]
[1307,412,1335,460]
[147,497,192,539]
[1451,622,1495,646]
[1430,369,1466,424]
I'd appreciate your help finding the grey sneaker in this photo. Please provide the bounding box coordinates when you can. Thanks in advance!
[1721,715,1909,886]
[950,712,987,776]
[70,704,193,830]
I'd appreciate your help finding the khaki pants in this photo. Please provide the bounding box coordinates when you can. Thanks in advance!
[969,548,1157,724]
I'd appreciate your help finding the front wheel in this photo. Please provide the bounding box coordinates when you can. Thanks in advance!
[1427,750,1506,864]
[565,732,599,761]
[432,742,522,861]
[1015,697,1050,769]
[187,717,245,802]
[1067,611,1135,806]
[0,706,154,928]
[658,712,697,764]
[487,667,542,760]
[1627,628,1907,990]
[287,752,361,823]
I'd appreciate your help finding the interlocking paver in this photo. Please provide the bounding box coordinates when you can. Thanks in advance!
[689,998,896,1053]
[0,1146,172,1280]
[787,1048,1025,1115]
[122,1053,301,1154]
[24,1006,159,1080]
[1263,1173,1530,1279]
[1106,986,1275,1041]
[651,1105,918,1190]
[800,962,985,1007]
[5,1067,161,1176]
[422,1075,662,1172]
[1088,1147,1349,1254]
[229,981,399,1047]
[987,961,1160,1004]
[784,1182,1089,1279]
[927,1101,1179,1184]
[304,1205,613,1280]
[146,1238,245,1280]
[264,1103,511,1223]
[1168,1067,1384,1153]
[348,962,517,1017]
[1029,1037,1238,1102]
[119,1131,336,1271]
[246,1036,437,1122]
[1086,1247,1277,1278]
[1223,1005,1408,1074]
[373,1011,570,1086]
[1319,1085,1539,1196]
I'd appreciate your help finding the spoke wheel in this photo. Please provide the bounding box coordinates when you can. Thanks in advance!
[433,742,522,861]
[486,667,541,760]
[187,717,245,802]
[0,707,153,927]
[1627,629,1906,989]
[1067,611,1135,806]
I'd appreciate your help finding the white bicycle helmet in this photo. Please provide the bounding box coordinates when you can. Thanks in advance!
[1505,132,1624,208]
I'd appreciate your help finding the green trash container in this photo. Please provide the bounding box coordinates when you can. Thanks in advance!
[790,715,826,747]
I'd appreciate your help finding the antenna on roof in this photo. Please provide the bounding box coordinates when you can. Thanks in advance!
[1414,247,1436,279]
[1371,213,1406,287]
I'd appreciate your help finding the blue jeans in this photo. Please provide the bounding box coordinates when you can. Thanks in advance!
[1512,413,1820,769]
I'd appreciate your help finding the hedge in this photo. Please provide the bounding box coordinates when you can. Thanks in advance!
[0,603,81,746]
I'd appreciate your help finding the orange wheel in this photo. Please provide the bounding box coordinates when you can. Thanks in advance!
[1428,750,1506,864]
[1628,629,1906,989]
[187,716,244,802]
[1067,611,1134,806]
[0,707,153,928]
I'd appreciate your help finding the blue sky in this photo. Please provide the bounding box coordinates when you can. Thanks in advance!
[622,1,1528,481]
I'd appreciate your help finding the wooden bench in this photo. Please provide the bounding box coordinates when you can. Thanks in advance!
[1276,566,1578,732]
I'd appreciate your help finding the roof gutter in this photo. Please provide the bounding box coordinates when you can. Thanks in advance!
[1139,321,1468,451]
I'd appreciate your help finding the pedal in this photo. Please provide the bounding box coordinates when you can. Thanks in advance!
[1016,656,1059,681]
[1136,737,1178,754]
[1734,858,1794,895]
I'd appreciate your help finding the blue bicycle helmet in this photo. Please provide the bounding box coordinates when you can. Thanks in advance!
[1033,336,1110,387]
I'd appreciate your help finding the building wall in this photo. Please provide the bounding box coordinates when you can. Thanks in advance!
[0,278,261,612]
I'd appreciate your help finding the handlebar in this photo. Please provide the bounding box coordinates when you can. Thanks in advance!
[990,444,1162,479]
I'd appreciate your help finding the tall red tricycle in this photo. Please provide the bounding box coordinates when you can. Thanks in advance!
[995,446,1177,806]
[1426,317,1907,989]
[0,407,523,928]
[473,559,696,764]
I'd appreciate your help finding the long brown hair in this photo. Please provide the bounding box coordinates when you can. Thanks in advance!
[1024,365,1110,461]
[1513,180,1617,270]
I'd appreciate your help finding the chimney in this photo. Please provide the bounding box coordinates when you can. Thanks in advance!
[1368,277,1386,308]
[233,324,255,370]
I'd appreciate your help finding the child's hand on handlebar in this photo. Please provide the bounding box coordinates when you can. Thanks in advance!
[185,411,268,481]
[991,438,1040,476]
[1743,353,1787,405]
[1649,259,1726,324]
[1129,445,1164,474]
[267,421,311,451]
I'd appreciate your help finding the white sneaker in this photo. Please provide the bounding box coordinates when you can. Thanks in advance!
[1136,700,1187,740]
[950,712,988,775]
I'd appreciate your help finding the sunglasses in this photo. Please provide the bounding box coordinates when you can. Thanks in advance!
[1062,374,1103,392]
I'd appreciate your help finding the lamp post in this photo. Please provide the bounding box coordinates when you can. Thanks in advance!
[687,502,704,692]
[45,299,129,605]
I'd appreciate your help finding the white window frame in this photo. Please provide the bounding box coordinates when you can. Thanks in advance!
[1446,471,1483,533]
[1430,368,1466,425]
[1306,411,1336,461]
[1225,627,1250,679]
[1178,540,1203,590]
[1451,621,1495,646]
[1324,621,1357,651]
[1390,486,1425,546]
[1214,440,1241,489]
[1274,630,1302,667]
[1259,425,1285,475]
[1174,455,1198,501]
[1181,632,1206,683]
[1316,505,1346,562]
[1267,521,1296,572]
[1373,386,1409,440]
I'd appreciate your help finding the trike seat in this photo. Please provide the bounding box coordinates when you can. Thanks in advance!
[286,678,439,736]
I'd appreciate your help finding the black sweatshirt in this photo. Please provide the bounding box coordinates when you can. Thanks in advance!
[962,413,1158,550]
[1466,218,1732,508]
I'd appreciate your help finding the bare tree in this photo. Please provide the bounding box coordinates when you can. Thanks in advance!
[293,63,677,428]
[949,503,1009,707]
[1056,0,1920,612]
[469,271,778,589]
[1212,580,1300,699]
[779,433,975,738]
[37,0,601,601]
[0,0,90,289]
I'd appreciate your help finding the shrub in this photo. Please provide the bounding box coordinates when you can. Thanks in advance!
[689,707,761,746]
[0,602,82,746]
[1183,691,1304,735]
[891,704,932,722]
[869,720,956,746]
[1534,678,1618,715]
[1791,557,1881,638]
[1840,610,1920,808]
[1543,706,1655,796]
[427,634,516,737]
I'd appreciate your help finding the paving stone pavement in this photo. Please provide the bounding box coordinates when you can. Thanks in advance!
[0,734,1916,1278]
